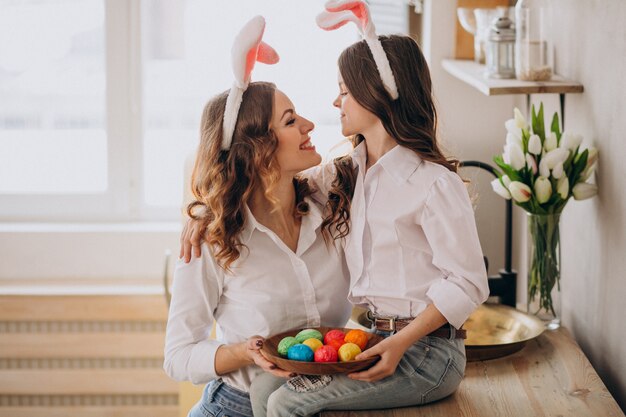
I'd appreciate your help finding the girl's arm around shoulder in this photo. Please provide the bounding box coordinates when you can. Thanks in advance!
[301,161,337,205]
[421,171,490,329]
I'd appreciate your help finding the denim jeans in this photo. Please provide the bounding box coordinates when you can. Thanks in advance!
[250,328,466,417]
[188,378,253,417]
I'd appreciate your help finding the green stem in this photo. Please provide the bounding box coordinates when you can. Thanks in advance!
[527,213,561,318]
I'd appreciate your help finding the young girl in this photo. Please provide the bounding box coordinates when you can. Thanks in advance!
[249,2,489,415]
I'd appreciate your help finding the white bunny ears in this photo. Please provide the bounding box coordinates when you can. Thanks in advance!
[317,0,399,100]
[222,16,279,150]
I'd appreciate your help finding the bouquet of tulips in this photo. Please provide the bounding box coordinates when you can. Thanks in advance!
[491,103,598,323]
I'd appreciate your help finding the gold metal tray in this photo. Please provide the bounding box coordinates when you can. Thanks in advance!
[350,304,545,362]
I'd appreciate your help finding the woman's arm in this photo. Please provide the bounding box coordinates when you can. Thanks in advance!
[163,249,225,383]
[164,247,291,383]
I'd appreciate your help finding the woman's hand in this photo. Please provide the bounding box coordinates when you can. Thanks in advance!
[347,335,409,382]
[179,218,205,262]
[246,336,295,379]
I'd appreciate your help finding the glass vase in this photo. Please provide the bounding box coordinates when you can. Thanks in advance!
[527,212,561,329]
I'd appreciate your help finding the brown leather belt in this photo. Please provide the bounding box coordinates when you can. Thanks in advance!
[373,316,466,339]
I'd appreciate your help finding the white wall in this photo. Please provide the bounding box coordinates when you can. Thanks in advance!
[550,0,626,409]
[425,0,626,409]
[423,0,522,280]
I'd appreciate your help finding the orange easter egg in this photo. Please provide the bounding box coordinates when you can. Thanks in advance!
[344,329,368,350]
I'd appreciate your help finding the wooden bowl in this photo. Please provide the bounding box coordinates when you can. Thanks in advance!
[260,327,383,375]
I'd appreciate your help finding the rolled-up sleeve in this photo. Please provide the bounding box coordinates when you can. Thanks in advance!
[422,171,489,329]
[163,245,224,384]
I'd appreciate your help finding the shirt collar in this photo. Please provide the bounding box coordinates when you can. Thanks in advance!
[351,142,422,185]
[240,196,323,245]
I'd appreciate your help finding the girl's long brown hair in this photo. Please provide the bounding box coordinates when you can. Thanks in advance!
[188,82,312,270]
[322,35,459,241]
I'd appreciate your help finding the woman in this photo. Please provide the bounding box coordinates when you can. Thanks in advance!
[164,80,352,417]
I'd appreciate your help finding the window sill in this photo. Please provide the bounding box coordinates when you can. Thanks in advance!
[0,222,182,280]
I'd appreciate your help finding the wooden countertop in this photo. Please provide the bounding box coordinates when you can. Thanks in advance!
[322,327,624,417]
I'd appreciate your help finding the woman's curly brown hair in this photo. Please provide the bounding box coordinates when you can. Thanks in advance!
[188,82,312,270]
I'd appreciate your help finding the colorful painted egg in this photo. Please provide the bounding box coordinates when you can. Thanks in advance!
[295,329,323,343]
[302,338,324,352]
[314,345,339,363]
[287,344,314,362]
[338,342,362,362]
[323,329,346,345]
[344,329,368,350]
[326,338,345,352]
[277,336,298,356]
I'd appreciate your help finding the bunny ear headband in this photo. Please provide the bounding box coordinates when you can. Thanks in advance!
[316,0,399,100]
[222,15,279,151]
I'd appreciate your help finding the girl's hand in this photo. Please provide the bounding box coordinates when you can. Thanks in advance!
[347,335,409,382]
[179,218,204,262]
[246,336,295,379]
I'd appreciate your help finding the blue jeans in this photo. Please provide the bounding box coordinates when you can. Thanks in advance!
[188,378,253,417]
[250,328,466,417]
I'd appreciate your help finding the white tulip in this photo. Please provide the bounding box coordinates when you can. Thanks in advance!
[503,143,526,170]
[526,154,538,174]
[514,108,528,129]
[538,154,551,177]
[501,175,511,187]
[505,119,523,139]
[586,147,599,167]
[491,178,511,200]
[581,162,597,181]
[572,182,598,200]
[544,132,558,152]
[528,134,542,155]
[509,181,532,203]
[557,176,570,200]
[552,161,564,179]
[560,132,583,151]
[506,132,522,146]
[534,176,552,204]
[544,148,570,169]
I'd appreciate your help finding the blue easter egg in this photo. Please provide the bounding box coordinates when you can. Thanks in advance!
[287,344,314,362]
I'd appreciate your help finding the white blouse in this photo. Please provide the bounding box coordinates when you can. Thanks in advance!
[308,143,489,329]
[163,198,352,392]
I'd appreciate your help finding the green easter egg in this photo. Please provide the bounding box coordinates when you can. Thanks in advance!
[277,336,298,356]
[295,329,323,343]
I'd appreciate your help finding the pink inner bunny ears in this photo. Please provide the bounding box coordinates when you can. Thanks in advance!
[222,16,279,151]
[316,0,399,100]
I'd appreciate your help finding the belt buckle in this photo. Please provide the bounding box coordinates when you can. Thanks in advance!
[375,313,398,332]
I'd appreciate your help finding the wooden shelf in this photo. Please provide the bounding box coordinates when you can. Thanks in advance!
[442,59,584,96]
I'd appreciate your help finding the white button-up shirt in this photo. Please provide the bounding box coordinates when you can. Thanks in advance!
[163,198,351,392]
[309,143,489,329]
